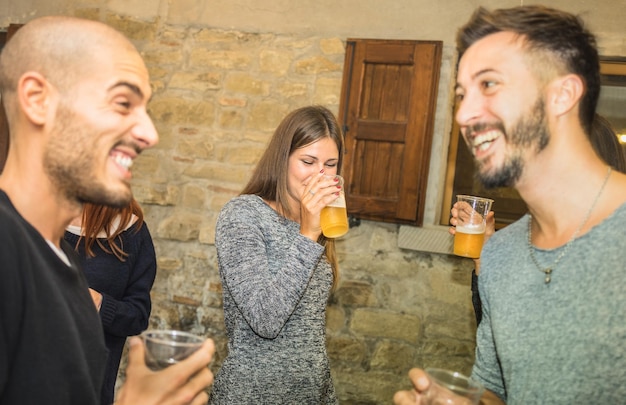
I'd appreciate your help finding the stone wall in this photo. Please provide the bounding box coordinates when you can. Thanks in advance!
[3,2,626,404]
[74,10,476,404]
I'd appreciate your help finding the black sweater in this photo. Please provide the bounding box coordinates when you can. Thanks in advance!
[0,190,107,404]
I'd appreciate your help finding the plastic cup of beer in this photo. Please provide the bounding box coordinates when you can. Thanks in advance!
[141,329,204,371]
[422,368,485,405]
[320,175,349,238]
[453,195,493,259]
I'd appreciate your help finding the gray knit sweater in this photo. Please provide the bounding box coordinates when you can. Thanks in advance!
[209,195,338,405]
[473,206,626,404]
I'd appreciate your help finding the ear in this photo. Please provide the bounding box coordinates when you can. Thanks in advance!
[546,74,584,118]
[17,72,55,126]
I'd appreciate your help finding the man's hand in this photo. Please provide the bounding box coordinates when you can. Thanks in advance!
[115,336,215,405]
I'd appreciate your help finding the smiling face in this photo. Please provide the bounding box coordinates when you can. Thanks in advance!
[455,31,551,188]
[287,137,339,202]
[43,44,157,207]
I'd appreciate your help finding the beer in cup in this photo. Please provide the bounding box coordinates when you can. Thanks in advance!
[320,175,349,238]
[453,195,493,259]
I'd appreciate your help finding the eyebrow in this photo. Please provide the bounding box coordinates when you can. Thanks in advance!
[455,68,497,92]
[301,154,339,162]
[109,81,146,100]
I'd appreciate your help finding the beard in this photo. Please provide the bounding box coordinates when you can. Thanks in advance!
[43,101,132,208]
[472,97,549,189]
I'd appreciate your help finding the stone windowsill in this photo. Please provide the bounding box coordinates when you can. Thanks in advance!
[398,224,454,255]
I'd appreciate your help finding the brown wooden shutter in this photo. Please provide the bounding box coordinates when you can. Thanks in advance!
[338,39,442,226]
[0,24,24,173]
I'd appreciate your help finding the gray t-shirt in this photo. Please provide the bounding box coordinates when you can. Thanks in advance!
[209,195,337,404]
[472,205,626,404]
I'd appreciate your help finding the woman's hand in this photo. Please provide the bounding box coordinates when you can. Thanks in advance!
[88,288,103,311]
[300,171,342,241]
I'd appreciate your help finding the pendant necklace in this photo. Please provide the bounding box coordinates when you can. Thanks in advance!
[527,166,612,284]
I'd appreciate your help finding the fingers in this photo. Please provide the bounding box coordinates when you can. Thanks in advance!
[485,211,496,236]
[190,392,210,405]
[392,389,417,404]
[449,205,459,235]
[304,173,341,200]
[126,336,146,372]
[408,368,431,392]
[169,339,214,382]
[169,368,212,405]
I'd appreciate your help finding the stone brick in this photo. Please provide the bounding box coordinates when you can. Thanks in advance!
[176,138,214,160]
[149,97,215,126]
[173,295,201,307]
[142,48,185,65]
[156,257,183,271]
[350,309,421,344]
[259,49,293,76]
[183,162,251,183]
[331,280,378,307]
[72,8,100,20]
[210,193,241,213]
[156,211,203,241]
[420,337,475,358]
[219,109,245,129]
[370,340,416,373]
[131,183,179,206]
[219,97,248,107]
[169,71,221,92]
[295,56,342,74]
[181,184,207,210]
[189,49,252,70]
[327,335,368,365]
[104,14,157,41]
[314,77,342,105]
[326,305,346,331]
[276,81,310,100]
[333,369,407,405]
[106,0,160,20]
[320,38,345,55]
[224,73,270,96]
[132,154,161,178]
[214,142,265,165]
[247,101,290,131]
[193,29,268,45]
[198,220,217,245]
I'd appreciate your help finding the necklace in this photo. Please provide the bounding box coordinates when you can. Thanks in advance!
[527,166,612,284]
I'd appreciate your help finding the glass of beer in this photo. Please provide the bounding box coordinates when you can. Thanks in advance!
[422,368,485,405]
[141,329,205,371]
[320,175,349,238]
[453,195,493,259]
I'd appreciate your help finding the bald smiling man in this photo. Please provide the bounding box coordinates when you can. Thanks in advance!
[0,16,214,405]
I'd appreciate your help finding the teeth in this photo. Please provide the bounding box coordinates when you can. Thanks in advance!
[113,154,133,170]
[473,130,501,150]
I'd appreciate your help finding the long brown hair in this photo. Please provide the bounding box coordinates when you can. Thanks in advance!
[591,113,626,173]
[241,105,344,285]
[77,198,144,261]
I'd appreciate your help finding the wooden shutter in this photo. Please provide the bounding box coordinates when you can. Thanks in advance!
[338,39,442,226]
[0,24,23,173]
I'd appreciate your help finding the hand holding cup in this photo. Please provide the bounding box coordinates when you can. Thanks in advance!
[452,195,493,259]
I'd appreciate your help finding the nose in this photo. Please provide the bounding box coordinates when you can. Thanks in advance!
[455,90,483,128]
[131,108,159,149]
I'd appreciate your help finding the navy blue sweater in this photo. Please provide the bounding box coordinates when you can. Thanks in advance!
[64,221,157,405]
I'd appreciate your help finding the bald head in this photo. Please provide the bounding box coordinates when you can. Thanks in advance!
[0,16,139,102]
